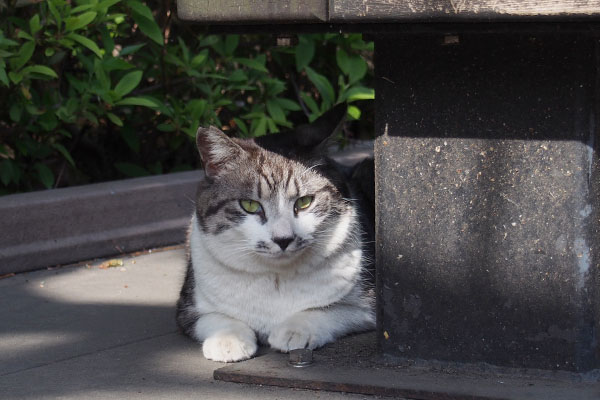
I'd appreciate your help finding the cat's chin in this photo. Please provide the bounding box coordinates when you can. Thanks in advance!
[253,247,308,264]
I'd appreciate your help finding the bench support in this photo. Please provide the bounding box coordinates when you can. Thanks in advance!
[375,32,599,371]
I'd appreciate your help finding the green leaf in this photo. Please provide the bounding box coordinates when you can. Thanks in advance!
[67,33,103,57]
[29,14,42,35]
[198,35,220,48]
[39,112,58,131]
[65,11,97,32]
[305,66,335,106]
[99,25,115,55]
[341,86,375,102]
[12,41,35,70]
[119,43,146,56]
[8,71,23,84]
[274,98,301,111]
[94,58,111,90]
[21,65,58,79]
[9,104,22,122]
[347,105,361,120]
[177,37,190,64]
[17,30,34,41]
[164,52,185,67]
[266,99,286,123]
[71,4,94,13]
[97,0,123,10]
[336,49,368,84]
[234,57,268,73]
[102,58,134,71]
[233,118,248,135]
[131,11,163,46]
[190,49,209,67]
[0,49,13,57]
[83,110,100,126]
[351,39,374,52]
[300,92,320,115]
[0,36,18,47]
[115,96,160,108]
[126,0,155,21]
[114,162,148,177]
[52,143,75,167]
[157,123,175,132]
[0,67,8,86]
[224,35,239,56]
[106,112,124,126]
[266,117,279,133]
[295,35,315,72]
[347,57,368,85]
[47,0,62,26]
[113,70,142,97]
[252,116,268,137]
[336,49,350,76]
[227,70,248,83]
[186,99,207,121]
[34,163,55,189]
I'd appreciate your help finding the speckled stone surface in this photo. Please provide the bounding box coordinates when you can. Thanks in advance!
[374,33,599,371]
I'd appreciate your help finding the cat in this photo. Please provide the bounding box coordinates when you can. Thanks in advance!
[176,105,375,362]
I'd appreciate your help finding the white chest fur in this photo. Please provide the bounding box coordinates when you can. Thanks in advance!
[188,215,363,336]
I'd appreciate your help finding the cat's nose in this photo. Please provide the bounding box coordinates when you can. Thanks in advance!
[273,236,294,251]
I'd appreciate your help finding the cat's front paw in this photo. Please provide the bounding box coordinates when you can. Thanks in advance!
[268,314,329,352]
[202,331,257,362]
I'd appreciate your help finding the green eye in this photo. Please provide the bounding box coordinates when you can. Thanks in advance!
[294,196,313,212]
[240,199,262,214]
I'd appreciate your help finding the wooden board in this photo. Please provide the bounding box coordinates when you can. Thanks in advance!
[329,0,600,21]
[177,0,327,23]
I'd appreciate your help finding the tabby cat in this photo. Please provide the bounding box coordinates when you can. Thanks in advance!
[176,105,375,362]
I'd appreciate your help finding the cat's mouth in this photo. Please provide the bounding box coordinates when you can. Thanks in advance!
[254,245,308,259]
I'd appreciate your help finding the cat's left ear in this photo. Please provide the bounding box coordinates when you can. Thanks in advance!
[196,126,245,179]
[295,103,347,151]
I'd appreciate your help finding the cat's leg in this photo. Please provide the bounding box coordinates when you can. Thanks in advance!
[193,313,258,362]
[268,304,374,352]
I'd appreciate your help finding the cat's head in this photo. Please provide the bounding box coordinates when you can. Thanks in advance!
[193,105,357,272]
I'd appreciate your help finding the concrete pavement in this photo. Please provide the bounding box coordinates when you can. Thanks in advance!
[0,247,377,399]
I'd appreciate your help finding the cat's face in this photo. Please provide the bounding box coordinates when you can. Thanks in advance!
[193,107,355,272]
[220,154,334,260]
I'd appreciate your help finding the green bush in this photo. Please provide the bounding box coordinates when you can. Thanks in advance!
[0,0,374,195]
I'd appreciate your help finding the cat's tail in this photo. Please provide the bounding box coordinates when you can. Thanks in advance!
[175,259,201,338]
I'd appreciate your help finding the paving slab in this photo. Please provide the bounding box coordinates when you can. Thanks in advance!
[0,247,377,400]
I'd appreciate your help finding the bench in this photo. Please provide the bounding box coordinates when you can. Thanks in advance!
[177,0,600,380]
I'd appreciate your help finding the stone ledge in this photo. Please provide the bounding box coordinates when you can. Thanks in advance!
[0,171,202,275]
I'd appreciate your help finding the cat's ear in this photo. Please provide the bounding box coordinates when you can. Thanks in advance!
[296,103,347,150]
[196,126,245,179]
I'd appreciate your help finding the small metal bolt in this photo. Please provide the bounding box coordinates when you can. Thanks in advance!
[443,35,460,45]
[288,348,313,368]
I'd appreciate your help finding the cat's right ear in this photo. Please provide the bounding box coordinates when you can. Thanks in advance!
[196,126,244,179]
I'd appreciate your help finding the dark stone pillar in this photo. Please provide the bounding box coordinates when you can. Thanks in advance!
[374,33,599,371]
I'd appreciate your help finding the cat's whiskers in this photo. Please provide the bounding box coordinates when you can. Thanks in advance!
[301,163,325,176]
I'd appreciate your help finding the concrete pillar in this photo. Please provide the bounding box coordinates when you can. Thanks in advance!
[375,33,599,371]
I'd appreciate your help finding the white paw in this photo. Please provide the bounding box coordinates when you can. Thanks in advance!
[268,316,328,352]
[202,332,257,362]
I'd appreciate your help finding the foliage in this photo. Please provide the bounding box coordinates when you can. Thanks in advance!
[0,0,374,195]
